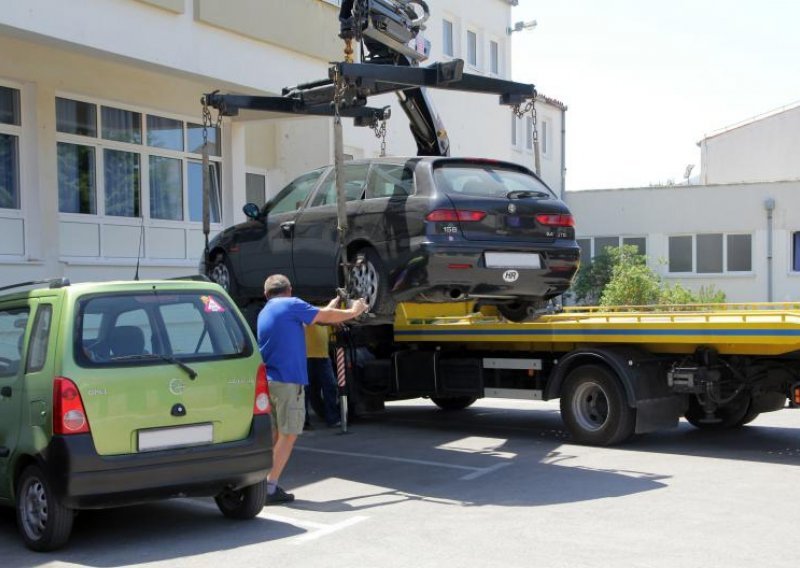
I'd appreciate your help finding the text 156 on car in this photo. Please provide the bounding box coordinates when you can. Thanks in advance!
[203,157,580,322]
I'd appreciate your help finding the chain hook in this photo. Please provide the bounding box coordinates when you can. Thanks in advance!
[373,118,388,157]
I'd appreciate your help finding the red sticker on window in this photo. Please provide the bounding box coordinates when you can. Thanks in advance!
[201,295,226,313]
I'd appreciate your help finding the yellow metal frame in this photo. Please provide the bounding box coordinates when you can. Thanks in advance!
[393,302,800,356]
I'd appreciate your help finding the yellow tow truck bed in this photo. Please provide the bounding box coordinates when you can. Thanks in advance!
[393,302,800,356]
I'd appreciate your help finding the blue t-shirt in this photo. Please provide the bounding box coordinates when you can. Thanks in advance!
[256,297,320,385]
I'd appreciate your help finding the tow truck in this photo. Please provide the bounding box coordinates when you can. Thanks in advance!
[201,0,800,445]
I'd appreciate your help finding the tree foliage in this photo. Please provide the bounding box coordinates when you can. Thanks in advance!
[573,245,727,307]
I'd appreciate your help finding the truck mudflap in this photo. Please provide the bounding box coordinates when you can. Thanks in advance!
[635,396,688,434]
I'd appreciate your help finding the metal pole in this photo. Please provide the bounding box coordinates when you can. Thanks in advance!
[335,344,349,433]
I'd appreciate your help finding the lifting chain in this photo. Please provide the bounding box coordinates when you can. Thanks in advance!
[512,98,540,175]
[373,118,388,157]
[332,65,347,127]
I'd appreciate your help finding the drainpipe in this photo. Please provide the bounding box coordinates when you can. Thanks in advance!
[560,106,567,199]
[764,198,775,302]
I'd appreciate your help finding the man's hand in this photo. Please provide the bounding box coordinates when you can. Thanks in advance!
[326,296,341,309]
[350,298,369,317]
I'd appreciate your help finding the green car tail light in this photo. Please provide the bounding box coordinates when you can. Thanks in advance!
[254,364,271,415]
[53,377,90,435]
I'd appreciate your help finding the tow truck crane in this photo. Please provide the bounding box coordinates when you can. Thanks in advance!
[201,0,800,445]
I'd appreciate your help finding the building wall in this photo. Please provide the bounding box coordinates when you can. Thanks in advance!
[700,104,800,185]
[0,0,564,288]
[566,181,800,303]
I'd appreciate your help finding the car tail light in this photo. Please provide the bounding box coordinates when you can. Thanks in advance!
[254,363,271,415]
[53,377,90,435]
[426,209,487,222]
[535,213,575,227]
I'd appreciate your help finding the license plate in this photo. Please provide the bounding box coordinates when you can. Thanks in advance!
[138,423,213,452]
[484,252,541,269]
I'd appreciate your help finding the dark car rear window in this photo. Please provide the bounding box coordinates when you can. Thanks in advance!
[75,291,252,367]
[433,164,555,199]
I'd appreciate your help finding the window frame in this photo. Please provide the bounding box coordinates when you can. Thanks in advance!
[442,18,455,58]
[791,231,800,273]
[466,28,479,69]
[580,235,648,259]
[0,80,23,213]
[55,92,223,228]
[666,233,753,275]
[489,39,500,75]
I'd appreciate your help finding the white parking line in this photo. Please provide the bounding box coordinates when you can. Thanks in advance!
[295,445,510,481]
[290,515,369,544]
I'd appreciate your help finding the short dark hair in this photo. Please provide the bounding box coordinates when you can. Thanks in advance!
[264,274,291,299]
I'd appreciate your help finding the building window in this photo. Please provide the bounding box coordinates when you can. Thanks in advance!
[726,234,752,272]
[622,237,647,255]
[0,85,21,210]
[582,236,648,259]
[467,30,478,67]
[490,40,499,74]
[246,172,267,208]
[668,233,751,273]
[577,238,591,261]
[668,236,693,272]
[541,119,549,155]
[793,232,800,272]
[526,117,533,150]
[443,19,454,57]
[55,96,222,222]
[511,115,517,146]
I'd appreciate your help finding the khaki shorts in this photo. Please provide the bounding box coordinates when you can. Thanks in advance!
[268,380,306,436]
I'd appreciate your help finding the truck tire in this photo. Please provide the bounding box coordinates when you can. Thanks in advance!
[560,364,636,446]
[431,396,478,410]
[16,465,74,552]
[684,394,751,430]
[215,479,267,520]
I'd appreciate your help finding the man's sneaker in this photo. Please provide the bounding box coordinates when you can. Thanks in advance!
[265,486,295,505]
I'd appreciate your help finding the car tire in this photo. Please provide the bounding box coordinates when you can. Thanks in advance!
[431,396,478,410]
[560,364,636,446]
[16,465,74,552]
[215,479,268,520]
[497,299,547,322]
[684,394,751,430]
[208,253,239,298]
[348,248,395,318]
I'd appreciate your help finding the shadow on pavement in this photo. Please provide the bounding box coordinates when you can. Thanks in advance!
[0,498,303,568]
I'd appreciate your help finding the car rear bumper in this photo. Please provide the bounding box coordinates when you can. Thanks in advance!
[45,415,272,509]
[390,240,579,301]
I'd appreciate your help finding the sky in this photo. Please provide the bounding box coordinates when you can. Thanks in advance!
[510,0,800,191]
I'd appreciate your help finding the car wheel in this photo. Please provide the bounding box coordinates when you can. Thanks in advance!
[348,248,395,317]
[16,465,74,552]
[431,396,477,410]
[209,253,239,297]
[684,394,751,430]
[215,479,268,520]
[560,364,636,446]
[497,299,547,322]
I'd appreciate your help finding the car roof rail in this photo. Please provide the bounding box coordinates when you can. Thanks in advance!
[167,274,212,283]
[0,277,71,293]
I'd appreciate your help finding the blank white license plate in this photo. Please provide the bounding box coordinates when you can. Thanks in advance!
[484,252,541,269]
[138,423,213,452]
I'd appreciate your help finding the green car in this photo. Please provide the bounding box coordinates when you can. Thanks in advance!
[0,278,271,551]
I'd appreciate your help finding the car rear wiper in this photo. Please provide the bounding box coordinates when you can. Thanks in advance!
[108,354,198,380]
[506,190,551,199]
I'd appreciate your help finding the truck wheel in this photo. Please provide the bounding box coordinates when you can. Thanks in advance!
[684,394,751,430]
[16,465,74,552]
[215,479,267,520]
[560,364,636,446]
[431,396,477,410]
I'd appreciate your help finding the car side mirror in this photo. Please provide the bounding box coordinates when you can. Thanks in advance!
[242,203,261,220]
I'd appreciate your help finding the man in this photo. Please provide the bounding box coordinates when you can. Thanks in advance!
[257,274,368,505]
[305,324,340,428]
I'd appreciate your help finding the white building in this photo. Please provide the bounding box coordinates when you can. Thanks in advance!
[567,102,800,303]
[0,0,566,288]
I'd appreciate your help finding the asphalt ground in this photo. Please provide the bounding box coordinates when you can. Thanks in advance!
[3,398,800,568]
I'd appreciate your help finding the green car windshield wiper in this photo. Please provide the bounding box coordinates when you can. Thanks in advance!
[109,353,198,380]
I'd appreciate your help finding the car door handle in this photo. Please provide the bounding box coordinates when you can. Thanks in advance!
[0,386,11,398]
[280,221,295,237]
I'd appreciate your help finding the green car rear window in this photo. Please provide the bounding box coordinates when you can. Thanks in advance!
[74,291,252,367]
